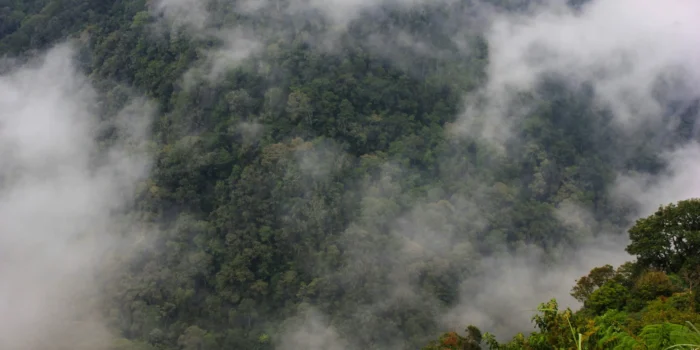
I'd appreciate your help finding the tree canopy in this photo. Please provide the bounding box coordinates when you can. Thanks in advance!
[627,199,700,274]
[0,0,698,349]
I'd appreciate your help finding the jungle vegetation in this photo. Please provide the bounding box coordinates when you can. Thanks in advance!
[1,0,698,349]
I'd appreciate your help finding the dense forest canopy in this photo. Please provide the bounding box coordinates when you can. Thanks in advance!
[0,0,699,349]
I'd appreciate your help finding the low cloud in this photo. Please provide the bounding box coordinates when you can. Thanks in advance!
[149,0,262,87]
[443,235,631,340]
[0,43,154,349]
[150,0,210,32]
[151,0,482,85]
[277,308,349,350]
[614,143,700,217]
[457,0,700,144]
[444,0,700,338]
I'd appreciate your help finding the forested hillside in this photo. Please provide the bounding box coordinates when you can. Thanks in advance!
[425,199,700,349]
[0,0,699,349]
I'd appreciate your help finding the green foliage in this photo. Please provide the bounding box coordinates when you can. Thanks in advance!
[572,264,617,303]
[422,326,483,350]
[600,322,700,350]
[633,271,677,302]
[627,199,700,274]
[586,282,630,315]
[4,0,699,349]
[428,195,700,349]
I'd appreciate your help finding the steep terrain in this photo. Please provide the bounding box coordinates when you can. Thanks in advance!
[0,0,699,349]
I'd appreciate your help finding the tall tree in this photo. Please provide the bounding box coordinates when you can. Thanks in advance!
[627,198,700,274]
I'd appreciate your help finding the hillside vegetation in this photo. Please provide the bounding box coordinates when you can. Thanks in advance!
[0,0,698,349]
[425,199,700,350]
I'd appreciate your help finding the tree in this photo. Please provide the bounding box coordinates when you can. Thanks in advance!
[421,325,483,350]
[571,264,616,303]
[632,270,675,301]
[285,90,313,124]
[585,281,629,314]
[177,326,217,350]
[626,198,700,274]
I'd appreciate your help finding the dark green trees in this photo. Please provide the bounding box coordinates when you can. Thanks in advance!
[627,198,700,274]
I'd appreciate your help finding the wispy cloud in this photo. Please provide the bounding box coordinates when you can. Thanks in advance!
[0,43,154,349]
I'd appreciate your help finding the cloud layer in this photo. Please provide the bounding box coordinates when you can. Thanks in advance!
[0,44,153,350]
[460,0,700,143]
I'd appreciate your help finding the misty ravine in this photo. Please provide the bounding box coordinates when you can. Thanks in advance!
[1,0,699,349]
